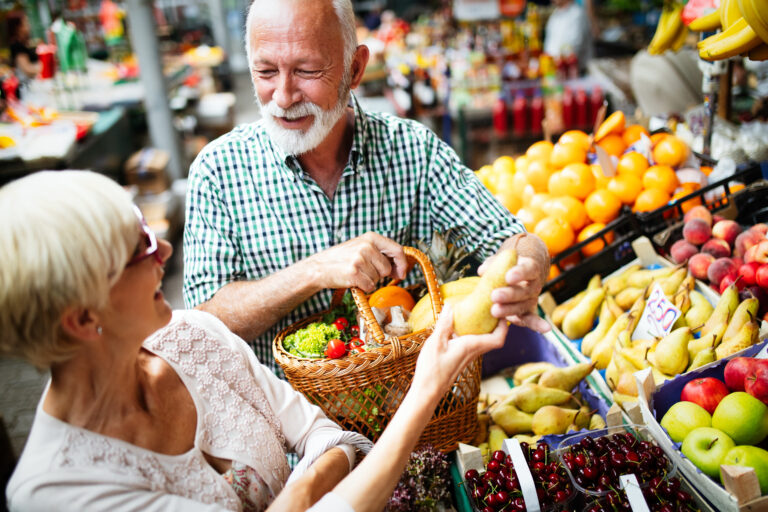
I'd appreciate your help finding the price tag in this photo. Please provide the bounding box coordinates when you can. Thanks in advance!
[632,283,681,341]
[619,474,651,512]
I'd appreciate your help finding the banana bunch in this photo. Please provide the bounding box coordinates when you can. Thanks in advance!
[692,0,768,60]
[649,2,690,55]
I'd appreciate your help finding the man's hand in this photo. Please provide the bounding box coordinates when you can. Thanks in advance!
[478,234,551,333]
[306,232,407,292]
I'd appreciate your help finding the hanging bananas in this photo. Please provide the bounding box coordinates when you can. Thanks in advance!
[649,3,688,55]
[689,0,768,60]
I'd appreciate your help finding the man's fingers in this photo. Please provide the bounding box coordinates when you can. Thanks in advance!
[370,233,407,280]
[490,283,536,304]
[505,256,540,286]
[509,313,551,333]
[433,303,454,338]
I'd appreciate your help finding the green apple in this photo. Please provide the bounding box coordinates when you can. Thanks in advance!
[681,427,735,478]
[721,445,768,494]
[712,392,768,445]
[661,402,712,443]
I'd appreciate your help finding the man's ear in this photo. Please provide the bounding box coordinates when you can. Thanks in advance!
[349,44,370,90]
[60,307,101,342]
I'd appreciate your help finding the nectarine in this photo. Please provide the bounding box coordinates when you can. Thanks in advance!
[708,257,739,288]
[684,205,713,227]
[701,238,731,259]
[683,218,712,246]
[688,253,715,281]
[712,220,742,247]
[670,239,698,264]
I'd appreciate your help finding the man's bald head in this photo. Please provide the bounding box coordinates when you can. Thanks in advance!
[245,0,357,71]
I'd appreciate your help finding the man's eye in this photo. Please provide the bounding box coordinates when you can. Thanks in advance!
[255,70,276,77]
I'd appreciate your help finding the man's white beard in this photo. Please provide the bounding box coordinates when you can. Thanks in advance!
[257,87,350,156]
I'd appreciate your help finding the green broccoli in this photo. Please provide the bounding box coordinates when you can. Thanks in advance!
[284,322,341,358]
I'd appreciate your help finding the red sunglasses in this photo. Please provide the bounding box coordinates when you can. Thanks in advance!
[126,206,161,267]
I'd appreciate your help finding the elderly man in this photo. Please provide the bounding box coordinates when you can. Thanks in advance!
[183,0,550,374]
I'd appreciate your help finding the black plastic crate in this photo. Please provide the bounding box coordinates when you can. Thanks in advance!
[542,212,640,304]
[635,161,767,241]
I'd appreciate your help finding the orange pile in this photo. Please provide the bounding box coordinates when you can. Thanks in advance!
[474,114,703,261]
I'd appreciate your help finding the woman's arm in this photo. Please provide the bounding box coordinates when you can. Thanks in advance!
[265,447,351,511]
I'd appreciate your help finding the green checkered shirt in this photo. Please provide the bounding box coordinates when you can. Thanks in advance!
[183,93,524,375]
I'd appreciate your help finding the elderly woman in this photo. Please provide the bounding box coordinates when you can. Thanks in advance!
[2,171,507,512]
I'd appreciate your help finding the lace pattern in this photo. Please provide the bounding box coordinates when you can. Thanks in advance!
[145,319,291,493]
[57,429,240,510]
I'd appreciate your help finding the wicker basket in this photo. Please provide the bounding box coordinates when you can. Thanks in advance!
[273,247,482,452]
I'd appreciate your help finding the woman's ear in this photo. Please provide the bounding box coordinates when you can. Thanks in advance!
[60,307,101,341]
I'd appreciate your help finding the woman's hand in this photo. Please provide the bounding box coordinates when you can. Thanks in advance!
[411,304,508,404]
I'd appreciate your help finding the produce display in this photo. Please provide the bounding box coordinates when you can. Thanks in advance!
[473,361,602,457]
[659,357,768,497]
[549,255,764,405]
[666,205,768,319]
[475,112,706,262]
[463,432,698,511]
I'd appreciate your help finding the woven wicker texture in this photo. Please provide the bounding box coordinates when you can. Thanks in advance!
[273,247,481,451]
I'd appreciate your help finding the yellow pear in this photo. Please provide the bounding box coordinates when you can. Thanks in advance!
[563,288,606,340]
[649,267,688,298]
[510,383,573,413]
[604,264,642,296]
[531,406,580,435]
[651,327,692,375]
[616,371,639,396]
[722,298,759,342]
[685,291,714,333]
[612,391,639,407]
[454,249,518,335]
[626,265,678,289]
[551,290,587,328]
[687,333,718,362]
[716,321,760,359]
[590,311,633,369]
[688,347,716,371]
[615,287,644,310]
[538,362,595,391]
[488,425,506,453]
[581,301,616,357]
[701,283,740,344]
[605,295,625,319]
[512,361,557,386]
[491,404,534,436]
[589,414,607,430]
[620,344,651,370]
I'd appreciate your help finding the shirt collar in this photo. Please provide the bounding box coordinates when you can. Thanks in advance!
[265,92,370,179]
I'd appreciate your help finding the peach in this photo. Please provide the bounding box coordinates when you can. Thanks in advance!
[683,218,712,246]
[745,240,768,264]
[712,219,742,247]
[713,214,727,224]
[701,238,731,259]
[684,205,713,227]
[734,230,763,259]
[670,239,699,263]
[751,223,768,237]
[688,252,715,281]
[707,257,739,288]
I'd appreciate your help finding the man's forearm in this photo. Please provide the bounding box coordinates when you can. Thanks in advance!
[196,258,323,341]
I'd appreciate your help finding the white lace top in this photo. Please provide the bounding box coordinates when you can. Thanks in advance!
[6,310,372,511]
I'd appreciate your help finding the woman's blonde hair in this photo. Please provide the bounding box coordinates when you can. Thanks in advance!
[0,171,138,368]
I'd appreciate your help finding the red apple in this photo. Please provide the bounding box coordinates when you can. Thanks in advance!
[740,262,761,286]
[746,364,768,405]
[725,357,759,391]
[757,264,768,289]
[680,377,730,414]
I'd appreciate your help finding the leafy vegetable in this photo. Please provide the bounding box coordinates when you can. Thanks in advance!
[283,322,341,358]
[385,445,451,511]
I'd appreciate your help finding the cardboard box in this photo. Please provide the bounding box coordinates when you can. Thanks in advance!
[636,347,768,512]
[124,148,170,195]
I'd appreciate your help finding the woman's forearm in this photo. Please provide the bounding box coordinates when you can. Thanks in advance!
[331,390,441,512]
[267,447,350,511]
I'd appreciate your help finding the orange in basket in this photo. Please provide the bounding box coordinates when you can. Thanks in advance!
[369,285,415,312]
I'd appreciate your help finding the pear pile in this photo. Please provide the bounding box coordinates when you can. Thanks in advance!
[474,362,605,460]
[551,265,764,405]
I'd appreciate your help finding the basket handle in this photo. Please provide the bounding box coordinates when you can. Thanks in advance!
[348,246,443,353]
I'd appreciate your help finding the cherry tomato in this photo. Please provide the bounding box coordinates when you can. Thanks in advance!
[332,317,349,332]
[348,337,365,354]
[324,338,347,359]
[350,324,359,337]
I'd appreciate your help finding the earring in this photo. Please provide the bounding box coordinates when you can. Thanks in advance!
[97,326,103,336]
